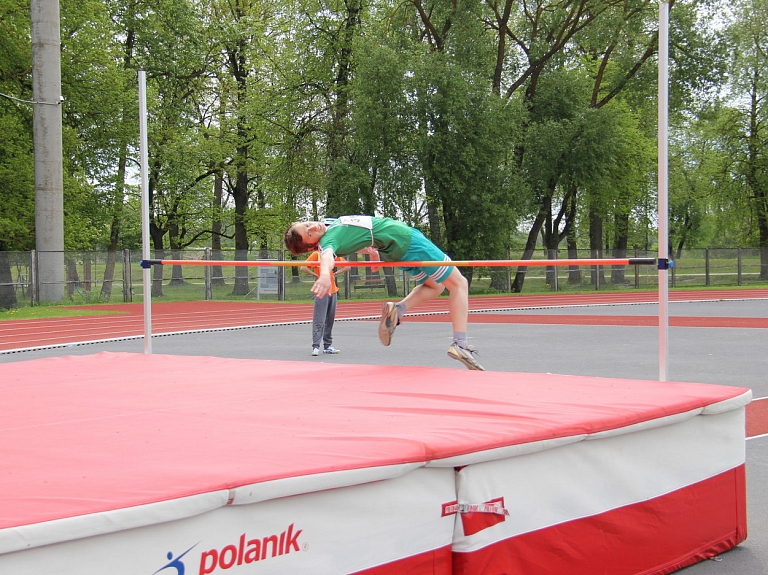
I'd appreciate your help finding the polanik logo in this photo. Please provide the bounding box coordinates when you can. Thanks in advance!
[153,543,198,575]
[153,524,303,575]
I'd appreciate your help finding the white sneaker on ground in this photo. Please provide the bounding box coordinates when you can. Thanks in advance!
[323,347,340,354]
[311,347,320,356]
[447,342,485,371]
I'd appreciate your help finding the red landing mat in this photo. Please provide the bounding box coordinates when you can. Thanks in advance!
[0,353,750,575]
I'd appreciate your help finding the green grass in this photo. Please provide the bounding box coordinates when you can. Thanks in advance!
[0,305,124,321]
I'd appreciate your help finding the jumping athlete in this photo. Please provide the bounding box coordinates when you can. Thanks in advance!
[284,216,483,370]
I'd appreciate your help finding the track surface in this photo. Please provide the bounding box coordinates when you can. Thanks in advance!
[3,289,768,351]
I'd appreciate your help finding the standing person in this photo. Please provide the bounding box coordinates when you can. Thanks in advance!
[303,250,347,356]
[284,215,484,370]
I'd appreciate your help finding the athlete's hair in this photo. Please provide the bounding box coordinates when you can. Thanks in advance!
[283,222,317,256]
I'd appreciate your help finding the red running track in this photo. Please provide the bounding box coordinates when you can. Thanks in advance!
[2,289,767,353]
[1,288,767,438]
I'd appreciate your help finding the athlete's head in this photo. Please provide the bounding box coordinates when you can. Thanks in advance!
[284,221,327,255]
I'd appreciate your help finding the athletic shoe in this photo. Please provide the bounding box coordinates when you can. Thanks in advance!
[378,302,400,346]
[323,347,340,354]
[447,342,485,371]
[311,347,320,356]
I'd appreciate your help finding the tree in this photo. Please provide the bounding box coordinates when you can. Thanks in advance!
[364,0,522,283]
[0,113,35,308]
[723,0,768,278]
[0,0,35,308]
[483,0,664,291]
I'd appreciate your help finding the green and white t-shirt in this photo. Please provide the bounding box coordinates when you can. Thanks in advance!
[320,216,412,261]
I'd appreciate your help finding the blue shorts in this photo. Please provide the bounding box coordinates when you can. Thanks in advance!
[397,229,453,285]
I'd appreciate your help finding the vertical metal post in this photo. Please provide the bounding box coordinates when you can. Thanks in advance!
[123,249,132,302]
[205,248,212,300]
[670,261,675,287]
[505,248,511,293]
[29,250,38,306]
[737,247,742,286]
[658,1,670,381]
[705,248,710,286]
[139,71,152,353]
[634,249,640,288]
[550,249,558,292]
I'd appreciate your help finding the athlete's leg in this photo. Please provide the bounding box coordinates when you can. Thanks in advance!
[323,292,338,348]
[378,276,443,346]
[437,268,468,333]
[400,279,444,311]
[312,295,330,349]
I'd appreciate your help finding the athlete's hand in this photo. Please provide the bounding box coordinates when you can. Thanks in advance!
[311,274,332,298]
[362,246,381,273]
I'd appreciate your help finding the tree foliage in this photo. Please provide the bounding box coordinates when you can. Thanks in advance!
[1,0,765,292]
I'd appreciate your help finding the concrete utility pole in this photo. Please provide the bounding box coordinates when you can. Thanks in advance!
[31,0,65,302]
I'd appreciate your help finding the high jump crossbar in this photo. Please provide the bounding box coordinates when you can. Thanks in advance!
[140,257,657,269]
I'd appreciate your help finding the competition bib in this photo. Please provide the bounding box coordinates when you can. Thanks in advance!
[337,215,373,229]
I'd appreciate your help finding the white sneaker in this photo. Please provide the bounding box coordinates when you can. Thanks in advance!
[323,347,340,354]
[447,342,485,370]
[311,347,320,356]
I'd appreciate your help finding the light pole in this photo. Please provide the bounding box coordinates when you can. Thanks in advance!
[31,0,65,302]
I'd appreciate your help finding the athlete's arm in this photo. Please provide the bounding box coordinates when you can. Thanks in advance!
[358,246,381,273]
[311,249,335,297]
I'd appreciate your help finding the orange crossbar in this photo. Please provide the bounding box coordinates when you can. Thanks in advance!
[142,258,656,268]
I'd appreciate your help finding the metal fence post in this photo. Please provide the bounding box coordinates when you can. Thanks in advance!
[505,248,512,293]
[29,250,38,306]
[549,249,558,292]
[670,260,675,287]
[737,247,742,286]
[343,252,351,300]
[634,249,640,288]
[204,248,212,301]
[123,249,132,302]
[705,248,710,286]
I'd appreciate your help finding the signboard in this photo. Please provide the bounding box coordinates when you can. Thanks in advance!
[257,266,279,296]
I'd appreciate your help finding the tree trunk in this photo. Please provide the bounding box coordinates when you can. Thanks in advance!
[211,169,226,286]
[511,208,547,293]
[65,256,79,299]
[425,179,442,247]
[566,233,581,284]
[102,24,135,300]
[588,208,605,286]
[100,226,119,300]
[150,220,165,297]
[231,156,250,296]
[324,0,361,217]
[611,212,629,284]
[167,219,186,287]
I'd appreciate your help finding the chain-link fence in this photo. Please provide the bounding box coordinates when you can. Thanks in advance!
[1,248,767,309]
